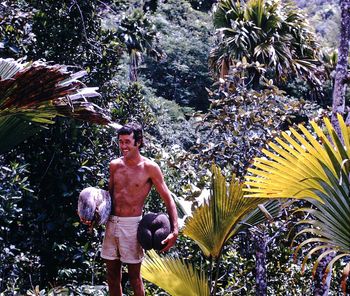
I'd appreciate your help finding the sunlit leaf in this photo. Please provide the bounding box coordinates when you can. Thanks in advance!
[245,114,350,291]
[183,164,264,258]
[141,250,209,296]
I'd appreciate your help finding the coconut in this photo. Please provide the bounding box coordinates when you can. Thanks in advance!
[78,187,111,226]
[137,212,171,250]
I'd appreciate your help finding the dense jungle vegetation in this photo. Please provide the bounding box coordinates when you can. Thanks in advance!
[0,0,349,295]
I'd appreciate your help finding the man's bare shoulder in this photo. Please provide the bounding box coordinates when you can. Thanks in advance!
[142,157,162,175]
[142,157,158,168]
[110,158,124,167]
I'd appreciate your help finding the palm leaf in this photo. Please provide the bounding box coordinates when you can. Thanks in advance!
[244,115,350,200]
[213,0,243,30]
[233,199,282,235]
[183,164,263,258]
[245,0,265,27]
[141,250,209,296]
[245,114,350,292]
[0,58,112,153]
[210,0,320,84]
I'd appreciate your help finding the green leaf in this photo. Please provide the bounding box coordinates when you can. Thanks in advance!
[141,250,209,296]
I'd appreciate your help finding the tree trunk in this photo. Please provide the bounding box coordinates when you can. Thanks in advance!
[255,232,267,296]
[129,49,139,82]
[219,58,230,80]
[331,0,350,131]
[313,253,334,296]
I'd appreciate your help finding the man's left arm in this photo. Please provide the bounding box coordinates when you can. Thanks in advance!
[150,163,178,252]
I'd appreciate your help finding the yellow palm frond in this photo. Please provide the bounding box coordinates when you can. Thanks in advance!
[244,114,350,201]
[244,114,350,293]
[141,250,209,296]
[183,164,263,258]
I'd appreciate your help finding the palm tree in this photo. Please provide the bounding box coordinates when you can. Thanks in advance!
[245,114,350,294]
[117,9,164,82]
[210,0,321,89]
[0,58,112,153]
[141,164,280,295]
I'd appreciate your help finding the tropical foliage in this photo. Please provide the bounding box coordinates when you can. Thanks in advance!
[141,0,214,109]
[245,114,350,293]
[0,1,35,58]
[142,250,210,296]
[183,165,263,259]
[28,0,123,86]
[295,0,341,48]
[116,8,164,82]
[210,0,323,93]
[0,0,347,294]
[142,164,281,295]
[0,58,111,153]
[192,60,323,175]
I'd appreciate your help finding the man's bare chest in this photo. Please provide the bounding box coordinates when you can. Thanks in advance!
[114,167,151,190]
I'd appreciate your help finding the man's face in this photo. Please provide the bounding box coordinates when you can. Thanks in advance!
[118,133,139,157]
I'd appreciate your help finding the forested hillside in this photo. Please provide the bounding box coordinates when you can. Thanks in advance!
[295,0,340,47]
[1,0,349,295]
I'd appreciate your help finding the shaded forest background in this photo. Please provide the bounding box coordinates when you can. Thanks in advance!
[0,0,349,295]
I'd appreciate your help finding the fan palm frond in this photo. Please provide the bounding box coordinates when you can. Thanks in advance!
[245,114,350,293]
[142,165,280,295]
[183,164,264,258]
[141,250,210,296]
[245,114,349,200]
[292,161,350,293]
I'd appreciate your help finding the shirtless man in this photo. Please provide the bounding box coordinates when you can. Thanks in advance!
[97,122,178,296]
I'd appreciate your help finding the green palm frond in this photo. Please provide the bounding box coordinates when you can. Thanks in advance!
[245,114,350,293]
[141,250,210,296]
[245,0,265,27]
[142,165,281,295]
[210,0,320,82]
[213,0,243,30]
[183,164,263,258]
[0,58,111,153]
[292,158,350,291]
[234,200,282,235]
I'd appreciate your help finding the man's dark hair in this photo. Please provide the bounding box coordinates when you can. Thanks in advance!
[118,122,144,148]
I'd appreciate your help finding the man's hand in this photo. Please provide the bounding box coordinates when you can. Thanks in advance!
[80,217,95,232]
[78,209,100,232]
[80,217,92,226]
[160,232,178,252]
[78,210,96,233]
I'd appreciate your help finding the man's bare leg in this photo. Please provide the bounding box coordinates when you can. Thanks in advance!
[105,259,122,296]
[128,263,144,296]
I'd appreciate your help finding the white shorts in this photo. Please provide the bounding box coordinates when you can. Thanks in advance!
[100,215,144,264]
